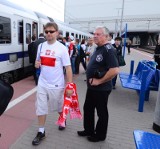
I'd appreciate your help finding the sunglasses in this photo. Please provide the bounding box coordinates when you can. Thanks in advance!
[45,30,56,34]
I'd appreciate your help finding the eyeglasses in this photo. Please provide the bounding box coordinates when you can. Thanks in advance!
[45,30,56,34]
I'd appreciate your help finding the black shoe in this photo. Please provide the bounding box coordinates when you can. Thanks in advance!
[58,126,65,130]
[58,121,66,131]
[112,86,116,89]
[87,135,105,142]
[32,131,45,145]
[77,130,93,137]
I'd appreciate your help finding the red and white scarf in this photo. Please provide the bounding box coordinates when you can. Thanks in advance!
[56,83,82,127]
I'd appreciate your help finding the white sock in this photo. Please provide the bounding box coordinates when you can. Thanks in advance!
[38,127,45,133]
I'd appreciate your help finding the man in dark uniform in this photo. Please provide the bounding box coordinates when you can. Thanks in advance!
[28,35,36,80]
[77,26,119,142]
[33,33,46,85]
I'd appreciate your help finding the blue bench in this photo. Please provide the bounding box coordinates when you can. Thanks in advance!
[149,69,160,91]
[119,60,157,112]
[133,130,160,149]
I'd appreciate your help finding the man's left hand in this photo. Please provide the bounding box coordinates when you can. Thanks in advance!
[66,89,73,97]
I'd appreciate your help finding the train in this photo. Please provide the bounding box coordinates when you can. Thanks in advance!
[124,31,159,50]
[0,0,91,83]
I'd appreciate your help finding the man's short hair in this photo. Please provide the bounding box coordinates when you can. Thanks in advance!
[39,33,44,37]
[114,37,122,41]
[44,22,59,31]
[95,26,109,36]
[58,30,63,35]
[88,37,93,40]
[63,37,67,40]
[31,35,36,41]
[75,38,79,43]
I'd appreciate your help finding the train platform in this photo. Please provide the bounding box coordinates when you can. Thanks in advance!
[0,48,159,149]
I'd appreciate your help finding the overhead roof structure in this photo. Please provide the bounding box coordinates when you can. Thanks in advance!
[64,0,160,34]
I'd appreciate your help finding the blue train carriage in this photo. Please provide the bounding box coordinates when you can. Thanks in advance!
[0,0,39,83]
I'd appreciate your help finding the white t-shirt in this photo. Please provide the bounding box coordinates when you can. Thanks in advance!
[110,39,115,44]
[36,41,71,89]
[87,44,97,58]
[81,44,86,52]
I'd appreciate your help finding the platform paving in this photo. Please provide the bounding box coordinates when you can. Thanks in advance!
[10,48,159,149]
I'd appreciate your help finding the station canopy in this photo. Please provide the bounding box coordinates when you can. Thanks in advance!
[64,0,160,34]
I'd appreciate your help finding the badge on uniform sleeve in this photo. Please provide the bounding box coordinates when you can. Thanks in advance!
[96,54,103,62]
[105,44,111,49]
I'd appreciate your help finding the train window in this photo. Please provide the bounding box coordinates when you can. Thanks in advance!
[59,30,63,36]
[0,16,11,44]
[71,33,74,36]
[0,24,3,31]
[32,22,38,40]
[76,34,78,38]
[79,34,81,41]
[26,23,31,44]
[18,21,23,44]
[66,32,69,40]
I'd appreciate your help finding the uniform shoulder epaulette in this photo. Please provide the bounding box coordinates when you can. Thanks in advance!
[105,44,112,49]
[104,44,113,52]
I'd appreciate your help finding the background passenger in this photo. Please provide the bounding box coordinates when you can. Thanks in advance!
[127,39,132,54]
[28,35,36,81]
[112,37,122,89]
[154,38,160,69]
[86,37,97,65]
[80,39,87,71]
[33,33,46,85]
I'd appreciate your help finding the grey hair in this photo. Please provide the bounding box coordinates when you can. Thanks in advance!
[95,26,109,35]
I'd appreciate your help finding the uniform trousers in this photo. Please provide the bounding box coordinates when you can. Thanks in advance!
[83,88,111,139]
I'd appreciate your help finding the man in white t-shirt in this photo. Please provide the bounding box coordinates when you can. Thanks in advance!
[32,22,73,146]
[86,37,97,62]
[108,33,115,44]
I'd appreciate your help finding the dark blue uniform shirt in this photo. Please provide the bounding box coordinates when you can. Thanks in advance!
[86,43,118,91]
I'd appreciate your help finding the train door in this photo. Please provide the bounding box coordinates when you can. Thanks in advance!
[21,19,30,68]
[21,19,38,69]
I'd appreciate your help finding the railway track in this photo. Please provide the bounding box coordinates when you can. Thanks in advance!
[133,47,154,54]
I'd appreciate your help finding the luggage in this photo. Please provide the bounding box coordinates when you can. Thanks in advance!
[0,79,14,116]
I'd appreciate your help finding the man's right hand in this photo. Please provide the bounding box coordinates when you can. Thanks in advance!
[35,61,41,68]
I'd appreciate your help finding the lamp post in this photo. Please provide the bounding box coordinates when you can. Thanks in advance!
[147,20,151,32]
[120,0,125,36]
[115,8,121,37]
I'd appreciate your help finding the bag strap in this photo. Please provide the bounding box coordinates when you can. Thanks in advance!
[37,43,43,61]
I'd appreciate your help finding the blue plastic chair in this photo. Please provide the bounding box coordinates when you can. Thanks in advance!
[133,130,160,149]
[119,61,144,81]
[142,60,157,68]
[120,67,155,112]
